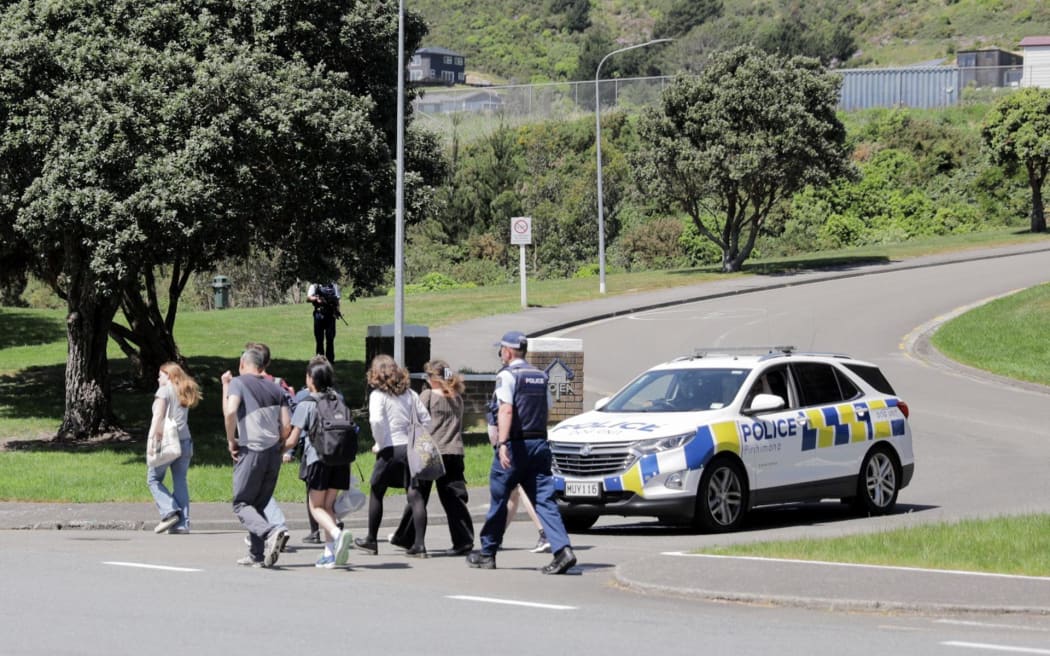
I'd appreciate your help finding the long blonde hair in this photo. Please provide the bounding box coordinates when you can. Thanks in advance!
[160,362,202,409]
[424,359,464,396]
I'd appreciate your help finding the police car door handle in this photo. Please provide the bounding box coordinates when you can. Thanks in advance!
[796,414,808,427]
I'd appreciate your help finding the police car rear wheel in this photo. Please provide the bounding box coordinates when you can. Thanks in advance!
[853,447,900,516]
[695,458,747,532]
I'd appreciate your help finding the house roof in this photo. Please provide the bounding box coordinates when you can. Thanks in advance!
[415,46,463,57]
[1019,36,1050,47]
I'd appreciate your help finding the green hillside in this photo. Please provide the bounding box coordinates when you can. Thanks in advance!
[411,0,1050,83]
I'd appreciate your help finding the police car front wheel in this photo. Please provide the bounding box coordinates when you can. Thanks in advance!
[562,513,599,533]
[694,457,748,533]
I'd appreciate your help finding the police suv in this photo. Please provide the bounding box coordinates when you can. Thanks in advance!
[549,347,914,532]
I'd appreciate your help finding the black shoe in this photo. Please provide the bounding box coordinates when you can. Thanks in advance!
[404,545,428,558]
[466,551,496,569]
[541,546,577,575]
[353,537,378,555]
[444,544,473,557]
[301,531,322,544]
[388,534,412,550]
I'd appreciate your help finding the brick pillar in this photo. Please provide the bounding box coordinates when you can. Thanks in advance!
[526,337,584,424]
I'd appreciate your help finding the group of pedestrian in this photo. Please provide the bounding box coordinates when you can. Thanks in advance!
[143,327,577,575]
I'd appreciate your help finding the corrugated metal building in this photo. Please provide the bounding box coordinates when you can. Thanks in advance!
[836,67,960,110]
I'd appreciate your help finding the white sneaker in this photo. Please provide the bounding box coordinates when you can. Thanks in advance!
[263,528,289,568]
[154,512,180,534]
[334,530,354,567]
[530,535,551,553]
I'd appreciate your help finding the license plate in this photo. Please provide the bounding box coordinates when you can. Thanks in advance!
[565,481,600,498]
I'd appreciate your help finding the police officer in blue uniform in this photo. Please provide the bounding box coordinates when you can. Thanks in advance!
[467,330,577,574]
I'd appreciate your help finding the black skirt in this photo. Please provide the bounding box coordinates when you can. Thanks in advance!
[304,461,351,492]
[371,445,409,490]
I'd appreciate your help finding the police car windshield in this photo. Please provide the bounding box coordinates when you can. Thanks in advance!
[602,368,750,413]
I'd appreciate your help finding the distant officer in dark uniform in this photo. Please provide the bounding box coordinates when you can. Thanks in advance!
[307,282,340,362]
[467,330,577,574]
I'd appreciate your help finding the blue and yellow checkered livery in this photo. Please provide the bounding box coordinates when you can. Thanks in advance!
[799,398,906,451]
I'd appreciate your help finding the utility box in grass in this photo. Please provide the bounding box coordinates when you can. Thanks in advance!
[365,324,430,394]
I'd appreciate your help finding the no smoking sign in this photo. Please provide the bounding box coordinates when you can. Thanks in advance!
[510,216,532,245]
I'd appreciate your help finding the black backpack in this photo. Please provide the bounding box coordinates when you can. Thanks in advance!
[304,391,358,465]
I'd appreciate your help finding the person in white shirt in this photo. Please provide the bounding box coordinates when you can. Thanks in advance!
[354,355,431,556]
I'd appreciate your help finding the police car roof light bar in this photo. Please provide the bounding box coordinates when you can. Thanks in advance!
[688,345,796,359]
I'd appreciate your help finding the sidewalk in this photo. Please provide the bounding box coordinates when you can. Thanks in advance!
[5,241,1050,615]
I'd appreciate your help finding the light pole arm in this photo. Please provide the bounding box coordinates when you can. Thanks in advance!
[594,38,671,295]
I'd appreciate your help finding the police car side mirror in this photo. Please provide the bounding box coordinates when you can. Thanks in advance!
[745,393,785,414]
[594,397,611,411]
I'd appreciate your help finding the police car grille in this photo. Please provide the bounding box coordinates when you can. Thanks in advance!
[549,441,636,477]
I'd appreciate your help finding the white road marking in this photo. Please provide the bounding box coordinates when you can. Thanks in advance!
[103,561,201,573]
[662,553,1050,582]
[941,641,1050,655]
[447,595,576,610]
[937,619,1050,633]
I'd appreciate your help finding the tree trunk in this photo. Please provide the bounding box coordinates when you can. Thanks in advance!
[59,289,121,440]
[1030,172,1046,233]
[111,268,187,387]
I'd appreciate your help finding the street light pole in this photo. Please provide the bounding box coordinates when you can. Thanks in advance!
[595,38,672,294]
[393,0,406,366]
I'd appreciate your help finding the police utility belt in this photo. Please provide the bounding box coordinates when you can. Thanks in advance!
[495,431,547,448]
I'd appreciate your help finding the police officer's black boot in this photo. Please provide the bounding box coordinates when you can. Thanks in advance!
[541,546,576,575]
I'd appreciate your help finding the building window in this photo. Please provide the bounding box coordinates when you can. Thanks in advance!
[441,70,455,83]
[454,57,464,66]
[443,55,453,65]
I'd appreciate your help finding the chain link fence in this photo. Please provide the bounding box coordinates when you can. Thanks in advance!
[413,66,1039,142]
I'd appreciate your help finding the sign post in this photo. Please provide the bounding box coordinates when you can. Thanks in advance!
[510,216,532,309]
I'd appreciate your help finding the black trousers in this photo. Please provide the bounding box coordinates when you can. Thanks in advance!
[313,313,336,362]
[391,454,474,550]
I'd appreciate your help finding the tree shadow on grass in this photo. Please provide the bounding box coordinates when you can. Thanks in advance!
[0,308,66,350]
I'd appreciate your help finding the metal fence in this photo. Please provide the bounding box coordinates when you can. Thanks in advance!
[412,66,1039,141]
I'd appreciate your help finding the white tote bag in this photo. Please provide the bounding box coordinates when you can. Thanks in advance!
[146,416,182,468]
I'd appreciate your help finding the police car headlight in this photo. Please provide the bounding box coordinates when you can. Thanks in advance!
[630,432,693,456]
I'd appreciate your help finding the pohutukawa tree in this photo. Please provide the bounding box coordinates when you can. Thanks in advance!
[634,45,853,272]
[0,0,445,439]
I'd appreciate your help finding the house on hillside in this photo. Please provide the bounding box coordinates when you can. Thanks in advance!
[408,47,466,86]
[956,47,1023,87]
[1019,36,1050,88]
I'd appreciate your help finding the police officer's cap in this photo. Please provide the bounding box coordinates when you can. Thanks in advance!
[496,330,528,352]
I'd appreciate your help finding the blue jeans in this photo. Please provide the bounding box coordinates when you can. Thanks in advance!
[147,438,193,529]
[478,439,570,555]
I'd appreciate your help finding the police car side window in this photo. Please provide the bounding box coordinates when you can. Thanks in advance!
[744,365,791,409]
[792,363,852,407]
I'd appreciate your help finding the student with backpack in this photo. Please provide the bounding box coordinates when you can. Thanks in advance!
[284,357,358,569]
